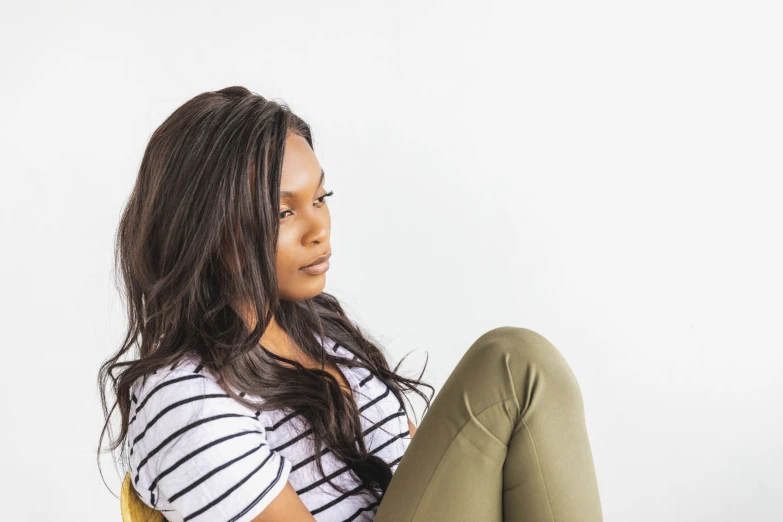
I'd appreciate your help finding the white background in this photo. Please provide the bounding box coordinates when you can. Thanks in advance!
[1,1,781,520]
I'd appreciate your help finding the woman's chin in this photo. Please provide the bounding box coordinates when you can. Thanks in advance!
[283,278,326,300]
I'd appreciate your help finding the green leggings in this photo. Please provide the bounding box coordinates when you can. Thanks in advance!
[374,326,604,522]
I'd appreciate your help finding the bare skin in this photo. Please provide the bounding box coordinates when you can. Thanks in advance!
[234,132,352,397]
[238,133,415,522]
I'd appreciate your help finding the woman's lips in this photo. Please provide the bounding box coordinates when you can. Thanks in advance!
[299,258,330,275]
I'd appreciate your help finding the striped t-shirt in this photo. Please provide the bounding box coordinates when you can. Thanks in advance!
[127,336,411,522]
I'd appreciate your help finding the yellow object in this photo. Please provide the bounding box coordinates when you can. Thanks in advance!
[120,472,166,522]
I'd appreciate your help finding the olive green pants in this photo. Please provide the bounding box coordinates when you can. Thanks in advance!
[374,326,603,522]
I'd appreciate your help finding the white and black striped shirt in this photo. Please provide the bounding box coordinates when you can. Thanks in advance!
[127,337,410,522]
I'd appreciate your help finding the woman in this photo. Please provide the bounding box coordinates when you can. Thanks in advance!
[98,86,604,522]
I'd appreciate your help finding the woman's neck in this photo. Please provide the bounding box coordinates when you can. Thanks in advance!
[233,301,308,364]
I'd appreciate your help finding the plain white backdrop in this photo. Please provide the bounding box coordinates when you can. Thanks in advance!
[1,1,781,520]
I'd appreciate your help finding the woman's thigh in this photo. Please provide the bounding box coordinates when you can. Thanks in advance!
[373,326,603,522]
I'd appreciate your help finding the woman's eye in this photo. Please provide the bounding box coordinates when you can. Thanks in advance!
[315,190,334,205]
[280,191,334,220]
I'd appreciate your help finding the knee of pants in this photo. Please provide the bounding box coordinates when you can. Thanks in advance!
[467,326,585,413]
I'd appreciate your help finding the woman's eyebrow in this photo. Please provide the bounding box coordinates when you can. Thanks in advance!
[280,169,325,199]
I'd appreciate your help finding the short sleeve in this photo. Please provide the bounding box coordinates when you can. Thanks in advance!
[127,363,292,522]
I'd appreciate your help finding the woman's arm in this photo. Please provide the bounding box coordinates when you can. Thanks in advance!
[252,482,317,522]
[254,417,418,522]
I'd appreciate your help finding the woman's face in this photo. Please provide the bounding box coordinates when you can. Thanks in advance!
[276,133,332,301]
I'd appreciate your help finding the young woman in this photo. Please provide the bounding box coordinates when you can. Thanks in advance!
[98,86,604,522]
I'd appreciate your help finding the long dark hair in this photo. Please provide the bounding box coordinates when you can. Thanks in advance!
[97,86,433,503]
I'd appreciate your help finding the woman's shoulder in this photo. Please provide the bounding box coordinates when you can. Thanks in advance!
[126,355,292,520]
[131,355,216,406]
[131,354,249,399]
[127,356,267,446]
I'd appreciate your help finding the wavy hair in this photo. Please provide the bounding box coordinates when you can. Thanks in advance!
[96,86,433,503]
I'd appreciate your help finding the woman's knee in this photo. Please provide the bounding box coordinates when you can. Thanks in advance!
[467,326,584,405]
[469,326,563,364]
